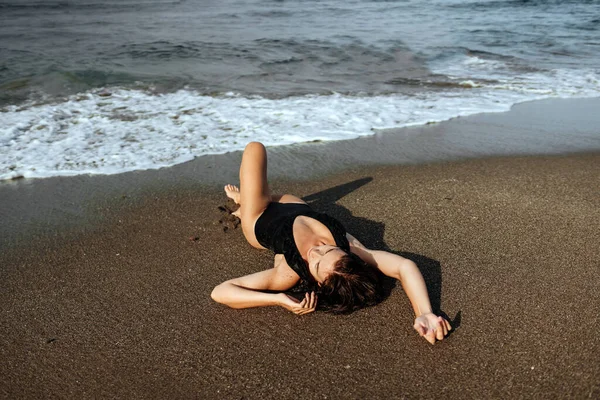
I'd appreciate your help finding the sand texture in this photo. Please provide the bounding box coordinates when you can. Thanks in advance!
[1,152,599,399]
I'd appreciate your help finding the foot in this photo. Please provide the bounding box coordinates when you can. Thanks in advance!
[224,184,241,204]
[224,184,242,219]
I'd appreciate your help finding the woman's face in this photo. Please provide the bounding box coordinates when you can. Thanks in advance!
[307,244,345,284]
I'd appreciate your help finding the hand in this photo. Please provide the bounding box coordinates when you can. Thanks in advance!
[278,292,317,315]
[413,313,452,344]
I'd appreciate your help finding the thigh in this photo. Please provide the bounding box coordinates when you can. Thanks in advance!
[239,142,271,248]
[271,194,307,205]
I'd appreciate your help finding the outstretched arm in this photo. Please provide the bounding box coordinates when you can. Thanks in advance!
[211,254,317,315]
[347,233,451,344]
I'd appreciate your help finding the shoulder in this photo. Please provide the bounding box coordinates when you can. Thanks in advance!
[346,232,368,251]
[346,232,377,266]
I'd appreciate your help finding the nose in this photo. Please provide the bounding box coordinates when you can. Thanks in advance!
[316,245,333,255]
[317,245,338,256]
[309,246,326,261]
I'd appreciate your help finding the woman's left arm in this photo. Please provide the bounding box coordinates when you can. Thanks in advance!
[347,233,451,344]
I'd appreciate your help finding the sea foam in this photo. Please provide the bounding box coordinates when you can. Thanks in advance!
[1,68,599,180]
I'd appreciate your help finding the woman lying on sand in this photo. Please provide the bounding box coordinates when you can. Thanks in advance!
[211,142,451,344]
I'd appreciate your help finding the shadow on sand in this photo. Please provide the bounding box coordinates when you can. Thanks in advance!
[303,177,459,328]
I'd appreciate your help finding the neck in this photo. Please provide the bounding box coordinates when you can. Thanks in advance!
[293,218,323,261]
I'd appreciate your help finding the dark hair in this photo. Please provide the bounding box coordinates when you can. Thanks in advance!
[317,252,384,314]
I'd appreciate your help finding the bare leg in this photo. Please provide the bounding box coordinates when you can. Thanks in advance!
[236,142,272,249]
[225,185,308,217]
[224,143,309,248]
[271,194,307,205]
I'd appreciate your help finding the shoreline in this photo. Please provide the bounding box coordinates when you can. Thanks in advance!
[3,95,600,183]
[1,96,599,249]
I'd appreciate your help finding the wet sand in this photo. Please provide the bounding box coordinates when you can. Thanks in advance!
[1,98,599,398]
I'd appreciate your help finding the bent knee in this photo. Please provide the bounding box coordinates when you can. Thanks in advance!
[245,141,265,152]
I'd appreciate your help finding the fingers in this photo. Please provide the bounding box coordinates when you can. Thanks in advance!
[436,317,445,341]
[308,291,317,309]
[413,321,435,344]
[414,314,452,344]
[441,317,450,336]
[413,322,426,337]
[445,318,452,332]
[425,328,436,345]
[436,316,452,339]
[293,292,317,316]
[298,294,308,308]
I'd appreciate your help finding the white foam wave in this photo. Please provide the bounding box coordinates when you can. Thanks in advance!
[1,70,599,180]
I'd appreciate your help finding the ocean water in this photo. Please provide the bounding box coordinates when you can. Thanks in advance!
[1,0,599,180]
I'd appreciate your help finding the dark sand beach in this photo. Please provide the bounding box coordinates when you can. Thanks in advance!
[1,98,599,398]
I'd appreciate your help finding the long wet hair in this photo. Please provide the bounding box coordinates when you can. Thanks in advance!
[317,252,385,314]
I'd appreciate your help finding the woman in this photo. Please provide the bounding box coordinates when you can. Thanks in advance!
[211,142,451,344]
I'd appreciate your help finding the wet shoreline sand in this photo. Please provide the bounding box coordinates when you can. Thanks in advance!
[1,98,599,398]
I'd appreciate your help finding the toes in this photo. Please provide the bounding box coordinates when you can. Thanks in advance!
[224,184,239,193]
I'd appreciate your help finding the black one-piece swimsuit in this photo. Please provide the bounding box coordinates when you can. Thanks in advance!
[254,202,350,284]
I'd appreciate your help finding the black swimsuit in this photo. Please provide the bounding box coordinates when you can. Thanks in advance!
[254,202,350,284]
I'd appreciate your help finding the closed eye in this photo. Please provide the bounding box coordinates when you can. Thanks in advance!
[316,248,336,274]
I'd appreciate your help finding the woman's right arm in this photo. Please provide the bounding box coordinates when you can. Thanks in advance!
[347,233,451,344]
[211,255,317,315]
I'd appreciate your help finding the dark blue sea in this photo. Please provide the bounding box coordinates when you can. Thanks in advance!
[1,0,599,180]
